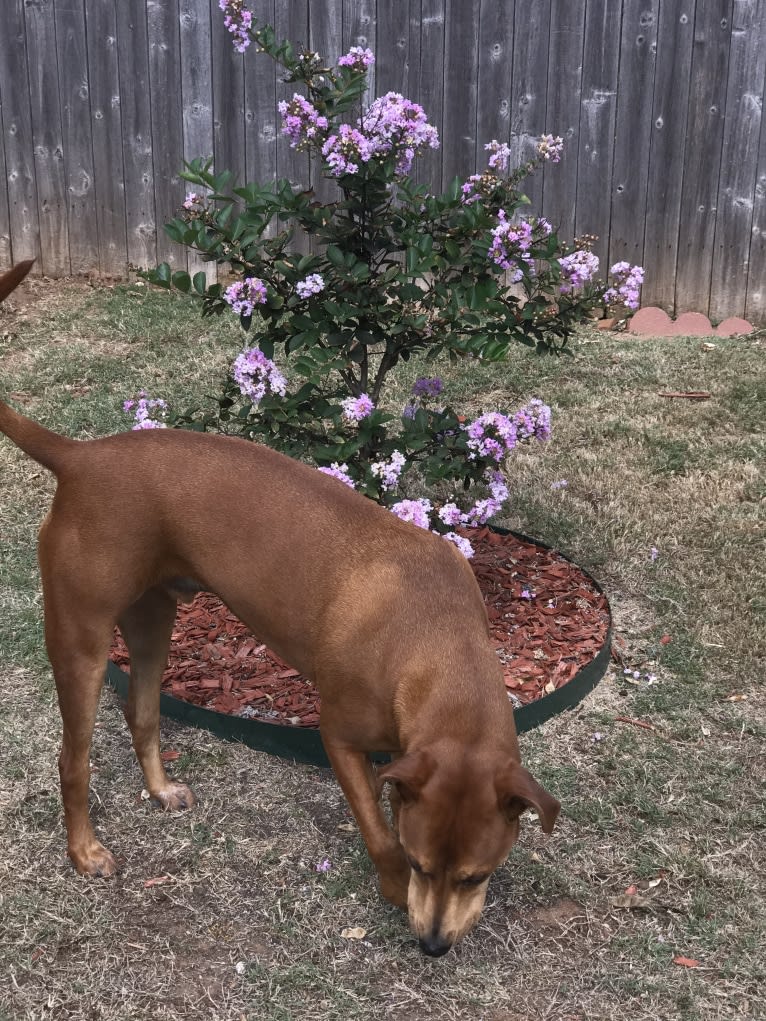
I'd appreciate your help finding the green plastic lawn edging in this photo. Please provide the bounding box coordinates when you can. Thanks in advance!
[104,529,612,768]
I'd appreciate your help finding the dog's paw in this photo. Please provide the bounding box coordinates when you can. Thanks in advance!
[70,841,118,878]
[151,782,196,812]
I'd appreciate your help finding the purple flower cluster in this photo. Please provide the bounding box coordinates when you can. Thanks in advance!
[604,261,645,311]
[360,92,439,175]
[295,273,325,299]
[466,411,518,462]
[512,398,551,442]
[341,393,375,424]
[488,211,533,281]
[123,392,168,430]
[442,532,474,559]
[182,192,207,214]
[278,94,329,150]
[559,250,600,293]
[318,462,356,488]
[390,498,432,529]
[537,134,564,163]
[412,377,443,399]
[370,450,406,491]
[537,217,553,236]
[484,139,512,173]
[218,0,253,53]
[437,471,509,529]
[460,174,484,206]
[337,46,375,70]
[232,348,287,405]
[467,400,551,461]
[461,471,510,527]
[223,276,268,316]
[322,124,376,177]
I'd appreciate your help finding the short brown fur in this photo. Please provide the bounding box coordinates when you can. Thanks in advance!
[0,264,558,955]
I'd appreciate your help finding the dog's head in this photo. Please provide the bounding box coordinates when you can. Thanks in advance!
[378,749,559,956]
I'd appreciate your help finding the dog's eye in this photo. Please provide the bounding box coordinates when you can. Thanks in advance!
[407,857,425,875]
[458,874,489,887]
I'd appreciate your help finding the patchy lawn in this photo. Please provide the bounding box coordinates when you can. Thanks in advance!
[1,278,763,1021]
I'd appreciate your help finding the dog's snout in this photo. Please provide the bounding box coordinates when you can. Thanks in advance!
[418,934,452,957]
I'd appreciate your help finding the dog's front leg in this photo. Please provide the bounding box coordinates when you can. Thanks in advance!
[322,740,410,909]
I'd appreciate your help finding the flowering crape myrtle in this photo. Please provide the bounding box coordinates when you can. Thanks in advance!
[141,1,644,555]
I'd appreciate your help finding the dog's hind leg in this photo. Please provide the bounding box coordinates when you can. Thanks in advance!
[118,588,196,812]
[42,581,120,877]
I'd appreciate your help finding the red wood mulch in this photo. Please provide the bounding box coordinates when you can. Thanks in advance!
[109,528,610,729]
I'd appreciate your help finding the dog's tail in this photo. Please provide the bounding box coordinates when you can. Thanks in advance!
[0,401,78,475]
[0,260,35,303]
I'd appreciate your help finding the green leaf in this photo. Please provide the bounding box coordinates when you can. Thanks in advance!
[192,271,207,295]
[325,245,346,268]
[171,271,191,294]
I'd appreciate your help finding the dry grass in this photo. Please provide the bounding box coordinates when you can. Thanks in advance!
[1,280,764,1020]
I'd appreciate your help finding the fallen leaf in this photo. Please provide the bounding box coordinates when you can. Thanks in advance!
[340,927,367,940]
[544,680,556,694]
[337,822,356,833]
[624,884,638,896]
[143,875,173,888]
[611,893,651,910]
[161,749,181,762]
[672,956,700,969]
[660,634,673,645]
[725,693,748,702]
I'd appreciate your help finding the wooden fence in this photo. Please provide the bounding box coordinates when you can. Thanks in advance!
[1,0,765,322]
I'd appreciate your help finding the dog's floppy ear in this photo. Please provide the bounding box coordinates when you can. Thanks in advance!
[497,763,560,834]
[377,751,435,803]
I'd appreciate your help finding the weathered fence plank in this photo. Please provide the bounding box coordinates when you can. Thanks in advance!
[476,0,513,173]
[442,0,481,186]
[709,0,766,321]
[86,0,128,276]
[0,103,10,266]
[180,0,214,279]
[410,0,445,189]
[643,2,696,312]
[510,0,551,215]
[746,74,766,322]
[343,0,377,101]
[576,0,622,271]
[116,0,156,272]
[608,0,659,268]
[55,0,99,275]
[245,0,277,189]
[24,0,70,275]
[543,0,585,242]
[275,1,310,253]
[147,0,185,268]
[675,0,732,318]
[309,0,343,207]
[0,0,40,265]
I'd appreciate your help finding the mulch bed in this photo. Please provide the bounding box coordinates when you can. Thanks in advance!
[109,528,610,729]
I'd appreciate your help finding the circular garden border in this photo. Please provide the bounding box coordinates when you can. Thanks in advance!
[105,529,612,767]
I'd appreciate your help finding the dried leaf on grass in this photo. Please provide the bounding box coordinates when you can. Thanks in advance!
[673,956,700,969]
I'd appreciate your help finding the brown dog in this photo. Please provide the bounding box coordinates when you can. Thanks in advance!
[0,279,558,957]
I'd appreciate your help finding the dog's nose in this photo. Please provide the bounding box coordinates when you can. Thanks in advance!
[418,935,452,957]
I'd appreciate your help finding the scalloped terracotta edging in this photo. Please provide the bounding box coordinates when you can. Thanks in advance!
[628,307,754,337]
[104,530,612,768]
